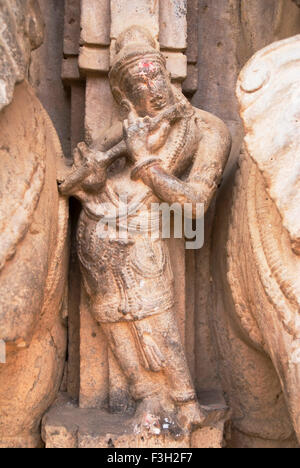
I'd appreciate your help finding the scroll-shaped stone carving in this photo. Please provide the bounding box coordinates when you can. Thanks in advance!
[0,0,44,111]
[59,26,231,437]
[0,3,68,448]
[212,35,300,448]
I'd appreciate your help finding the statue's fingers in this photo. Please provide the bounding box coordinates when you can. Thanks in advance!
[123,119,129,133]
[73,148,82,166]
[77,141,87,153]
[126,125,137,139]
[138,119,145,130]
[143,116,151,129]
[128,109,138,125]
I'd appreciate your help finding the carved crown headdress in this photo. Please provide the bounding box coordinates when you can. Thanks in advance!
[109,26,166,102]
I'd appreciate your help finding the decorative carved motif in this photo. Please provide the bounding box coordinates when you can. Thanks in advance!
[0,81,69,448]
[0,3,68,448]
[59,26,230,436]
[212,35,300,448]
[0,0,44,111]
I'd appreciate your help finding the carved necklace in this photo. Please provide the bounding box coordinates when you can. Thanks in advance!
[163,103,196,174]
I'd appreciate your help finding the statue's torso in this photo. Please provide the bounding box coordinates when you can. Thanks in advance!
[77,109,200,323]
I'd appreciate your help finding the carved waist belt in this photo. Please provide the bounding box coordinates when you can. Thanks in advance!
[77,211,175,322]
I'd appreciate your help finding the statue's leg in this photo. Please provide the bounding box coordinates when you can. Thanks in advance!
[134,310,206,431]
[101,319,188,434]
[101,321,162,402]
[137,310,195,401]
[101,312,205,432]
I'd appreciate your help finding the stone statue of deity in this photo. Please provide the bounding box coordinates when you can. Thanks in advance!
[59,26,231,435]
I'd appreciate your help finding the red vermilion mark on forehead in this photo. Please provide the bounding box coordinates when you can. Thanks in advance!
[138,60,157,74]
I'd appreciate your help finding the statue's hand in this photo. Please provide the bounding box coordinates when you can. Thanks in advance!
[73,142,105,170]
[123,112,152,163]
[147,119,170,153]
[57,142,108,196]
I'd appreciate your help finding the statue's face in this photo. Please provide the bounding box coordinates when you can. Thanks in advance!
[122,58,174,117]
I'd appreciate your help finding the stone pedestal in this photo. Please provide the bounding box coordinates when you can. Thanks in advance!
[42,392,228,448]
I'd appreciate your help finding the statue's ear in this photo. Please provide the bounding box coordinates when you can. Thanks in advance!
[112,86,133,116]
[237,35,300,255]
[112,87,123,105]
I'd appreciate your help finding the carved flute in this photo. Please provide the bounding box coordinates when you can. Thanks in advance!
[58,102,184,193]
[58,140,127,194]
[100,101,183,149]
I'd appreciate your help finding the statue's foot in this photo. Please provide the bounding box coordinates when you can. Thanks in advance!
[131,395,183,439]
[176,400,207,433]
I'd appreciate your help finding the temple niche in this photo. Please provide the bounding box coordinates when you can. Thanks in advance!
[1,0,300,449]
[42,0,231,448]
